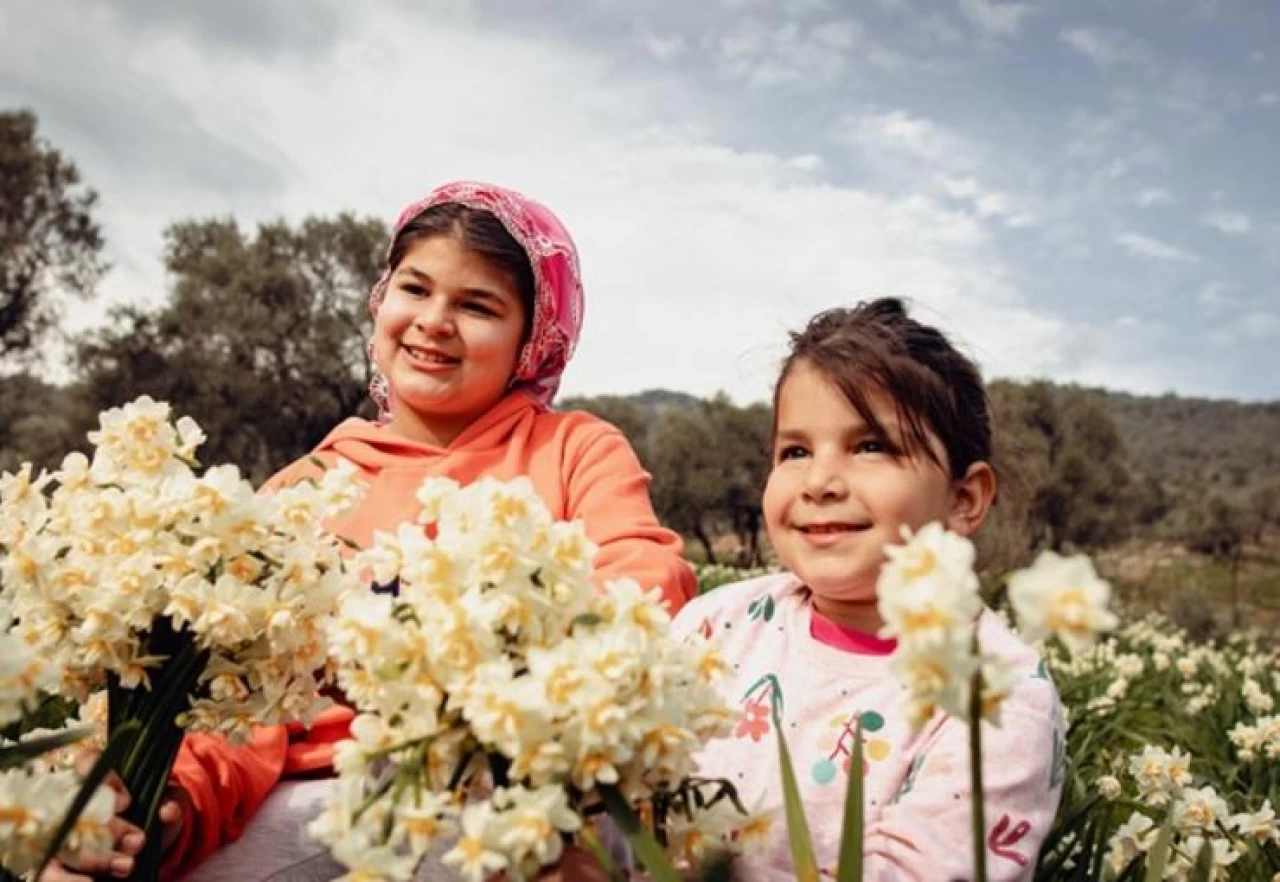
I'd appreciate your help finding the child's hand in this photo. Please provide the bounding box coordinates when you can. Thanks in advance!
[532,846,614,882]
[482,845,615,882]
[37,747,187,882]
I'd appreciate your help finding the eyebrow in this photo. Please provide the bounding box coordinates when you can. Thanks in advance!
[773,429,808,445]
[394,266,509,304]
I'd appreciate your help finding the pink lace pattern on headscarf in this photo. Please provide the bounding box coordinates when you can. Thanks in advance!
[368,181,585,419]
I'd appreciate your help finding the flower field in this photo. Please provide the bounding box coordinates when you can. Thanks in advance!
[695,563,1280,880]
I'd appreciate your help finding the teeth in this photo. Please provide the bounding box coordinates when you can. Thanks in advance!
[405,346,455,364]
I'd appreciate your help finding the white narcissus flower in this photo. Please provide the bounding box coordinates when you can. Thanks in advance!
[877,523,982,648]
[1177,835,1241,881]
[1105,811,1157,879]
[1229,799,1279,845]
[492,785,581,873]
[1097,775,1122,800]
[877,523,987,731]
[313,476,750,880]
[1174,785,1230,834]
[442,802,509,882]
[2,397,365,746]
[1006,550,1118,653]
[1243,678,1275,715]
[0,629,57,728]
[0,766,116,876]
[1127,745,1193,808]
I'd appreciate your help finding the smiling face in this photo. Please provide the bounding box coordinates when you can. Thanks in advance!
[763,360,967,630]
[371,234,528,446]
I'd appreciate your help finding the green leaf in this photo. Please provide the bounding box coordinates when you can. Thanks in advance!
[35,720,142,879]
[690,851,736,882]
[834,719,865,882]
[0,726,89,771]
[774,713,821,882]
[1143,806,1177,882]
[572,612,606,629]
[579,826,626,882]
[597,783,684,882]
[1187,838,1215,882]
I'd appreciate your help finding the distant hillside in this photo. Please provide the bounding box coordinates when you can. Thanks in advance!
[593,383,1280,506]
[1101,391,1280,495]
[623,389,702,418]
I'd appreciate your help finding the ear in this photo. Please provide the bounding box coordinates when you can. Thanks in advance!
[945,461,997,538]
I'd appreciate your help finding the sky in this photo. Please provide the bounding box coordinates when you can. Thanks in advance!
[3,0,1279,403]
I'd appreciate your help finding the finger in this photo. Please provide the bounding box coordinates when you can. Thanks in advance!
[158,798,182,825]
[72,748,102,778]
[38,862,93,882]
[73,749,131,812]
[51,849,135,879]
[110,815,146,856]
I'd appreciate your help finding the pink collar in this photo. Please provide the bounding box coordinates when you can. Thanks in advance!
[809,609,898,656]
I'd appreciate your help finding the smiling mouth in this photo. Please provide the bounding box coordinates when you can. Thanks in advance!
[797,523,870,535]
[402,344,461,366]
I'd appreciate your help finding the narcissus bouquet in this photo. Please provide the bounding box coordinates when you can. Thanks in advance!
[0,397,365,880]
[310,476,766,882]
[0,616,115,880]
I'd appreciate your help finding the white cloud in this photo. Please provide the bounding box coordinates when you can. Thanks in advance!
[1114,232,1200,263]
[637,29,686,62]
[1258,92,1280,107]
[1239,311,1280,340]
[1200,208,1252,236]
[1197,281,1234,306]
[844,109,964,164]
[1211,311,1280,344]
[1059,27,1150,69]
[1135,188,1174,207]
[715,17,862,87]
[3,2,1111,404]
[957,0,1032,36]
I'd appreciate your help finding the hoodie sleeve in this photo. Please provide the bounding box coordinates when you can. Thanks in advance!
[564,424,697,613]
[161,726,290,877]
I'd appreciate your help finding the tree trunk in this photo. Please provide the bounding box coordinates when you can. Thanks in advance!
[694,522,718,566]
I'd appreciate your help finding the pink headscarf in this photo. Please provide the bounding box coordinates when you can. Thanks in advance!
[368,181,585,417]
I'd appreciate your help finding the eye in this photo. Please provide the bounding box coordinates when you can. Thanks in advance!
[463,300,499,316]
[400,283,429,299]
[855,437,895,456]
[776,444,809,462]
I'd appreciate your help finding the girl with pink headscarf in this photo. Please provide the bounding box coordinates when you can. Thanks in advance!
[47,183,691,882]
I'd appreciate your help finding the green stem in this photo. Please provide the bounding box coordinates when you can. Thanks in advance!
[969,665,988,882]
[105,625,210,882]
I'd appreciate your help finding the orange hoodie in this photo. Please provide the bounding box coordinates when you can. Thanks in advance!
[164,393,695,875]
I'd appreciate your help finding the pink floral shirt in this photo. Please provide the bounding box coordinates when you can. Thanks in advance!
[672,573,1066,882]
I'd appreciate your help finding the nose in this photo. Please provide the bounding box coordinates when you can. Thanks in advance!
[411,296,455,338]
[801,453,848,503]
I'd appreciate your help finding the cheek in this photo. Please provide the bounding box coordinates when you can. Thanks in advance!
[472,321,525,371]
[761,470,788,530]
[371,314,400,366]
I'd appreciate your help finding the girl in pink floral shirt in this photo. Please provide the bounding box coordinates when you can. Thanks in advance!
[673,299,1065,881]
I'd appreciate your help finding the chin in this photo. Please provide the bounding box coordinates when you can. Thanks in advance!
[802,575,877,604]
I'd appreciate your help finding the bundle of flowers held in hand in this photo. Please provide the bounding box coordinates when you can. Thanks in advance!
[310,476,751,882]
[0,397,365,880]
[0,396,364,741]
[1,607,114,877]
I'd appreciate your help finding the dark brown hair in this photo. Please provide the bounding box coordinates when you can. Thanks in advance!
[774,298,992,479]
[388,203,536,335]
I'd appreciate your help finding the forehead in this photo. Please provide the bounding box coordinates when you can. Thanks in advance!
[395,236,520,299]
[776,362,894,427]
